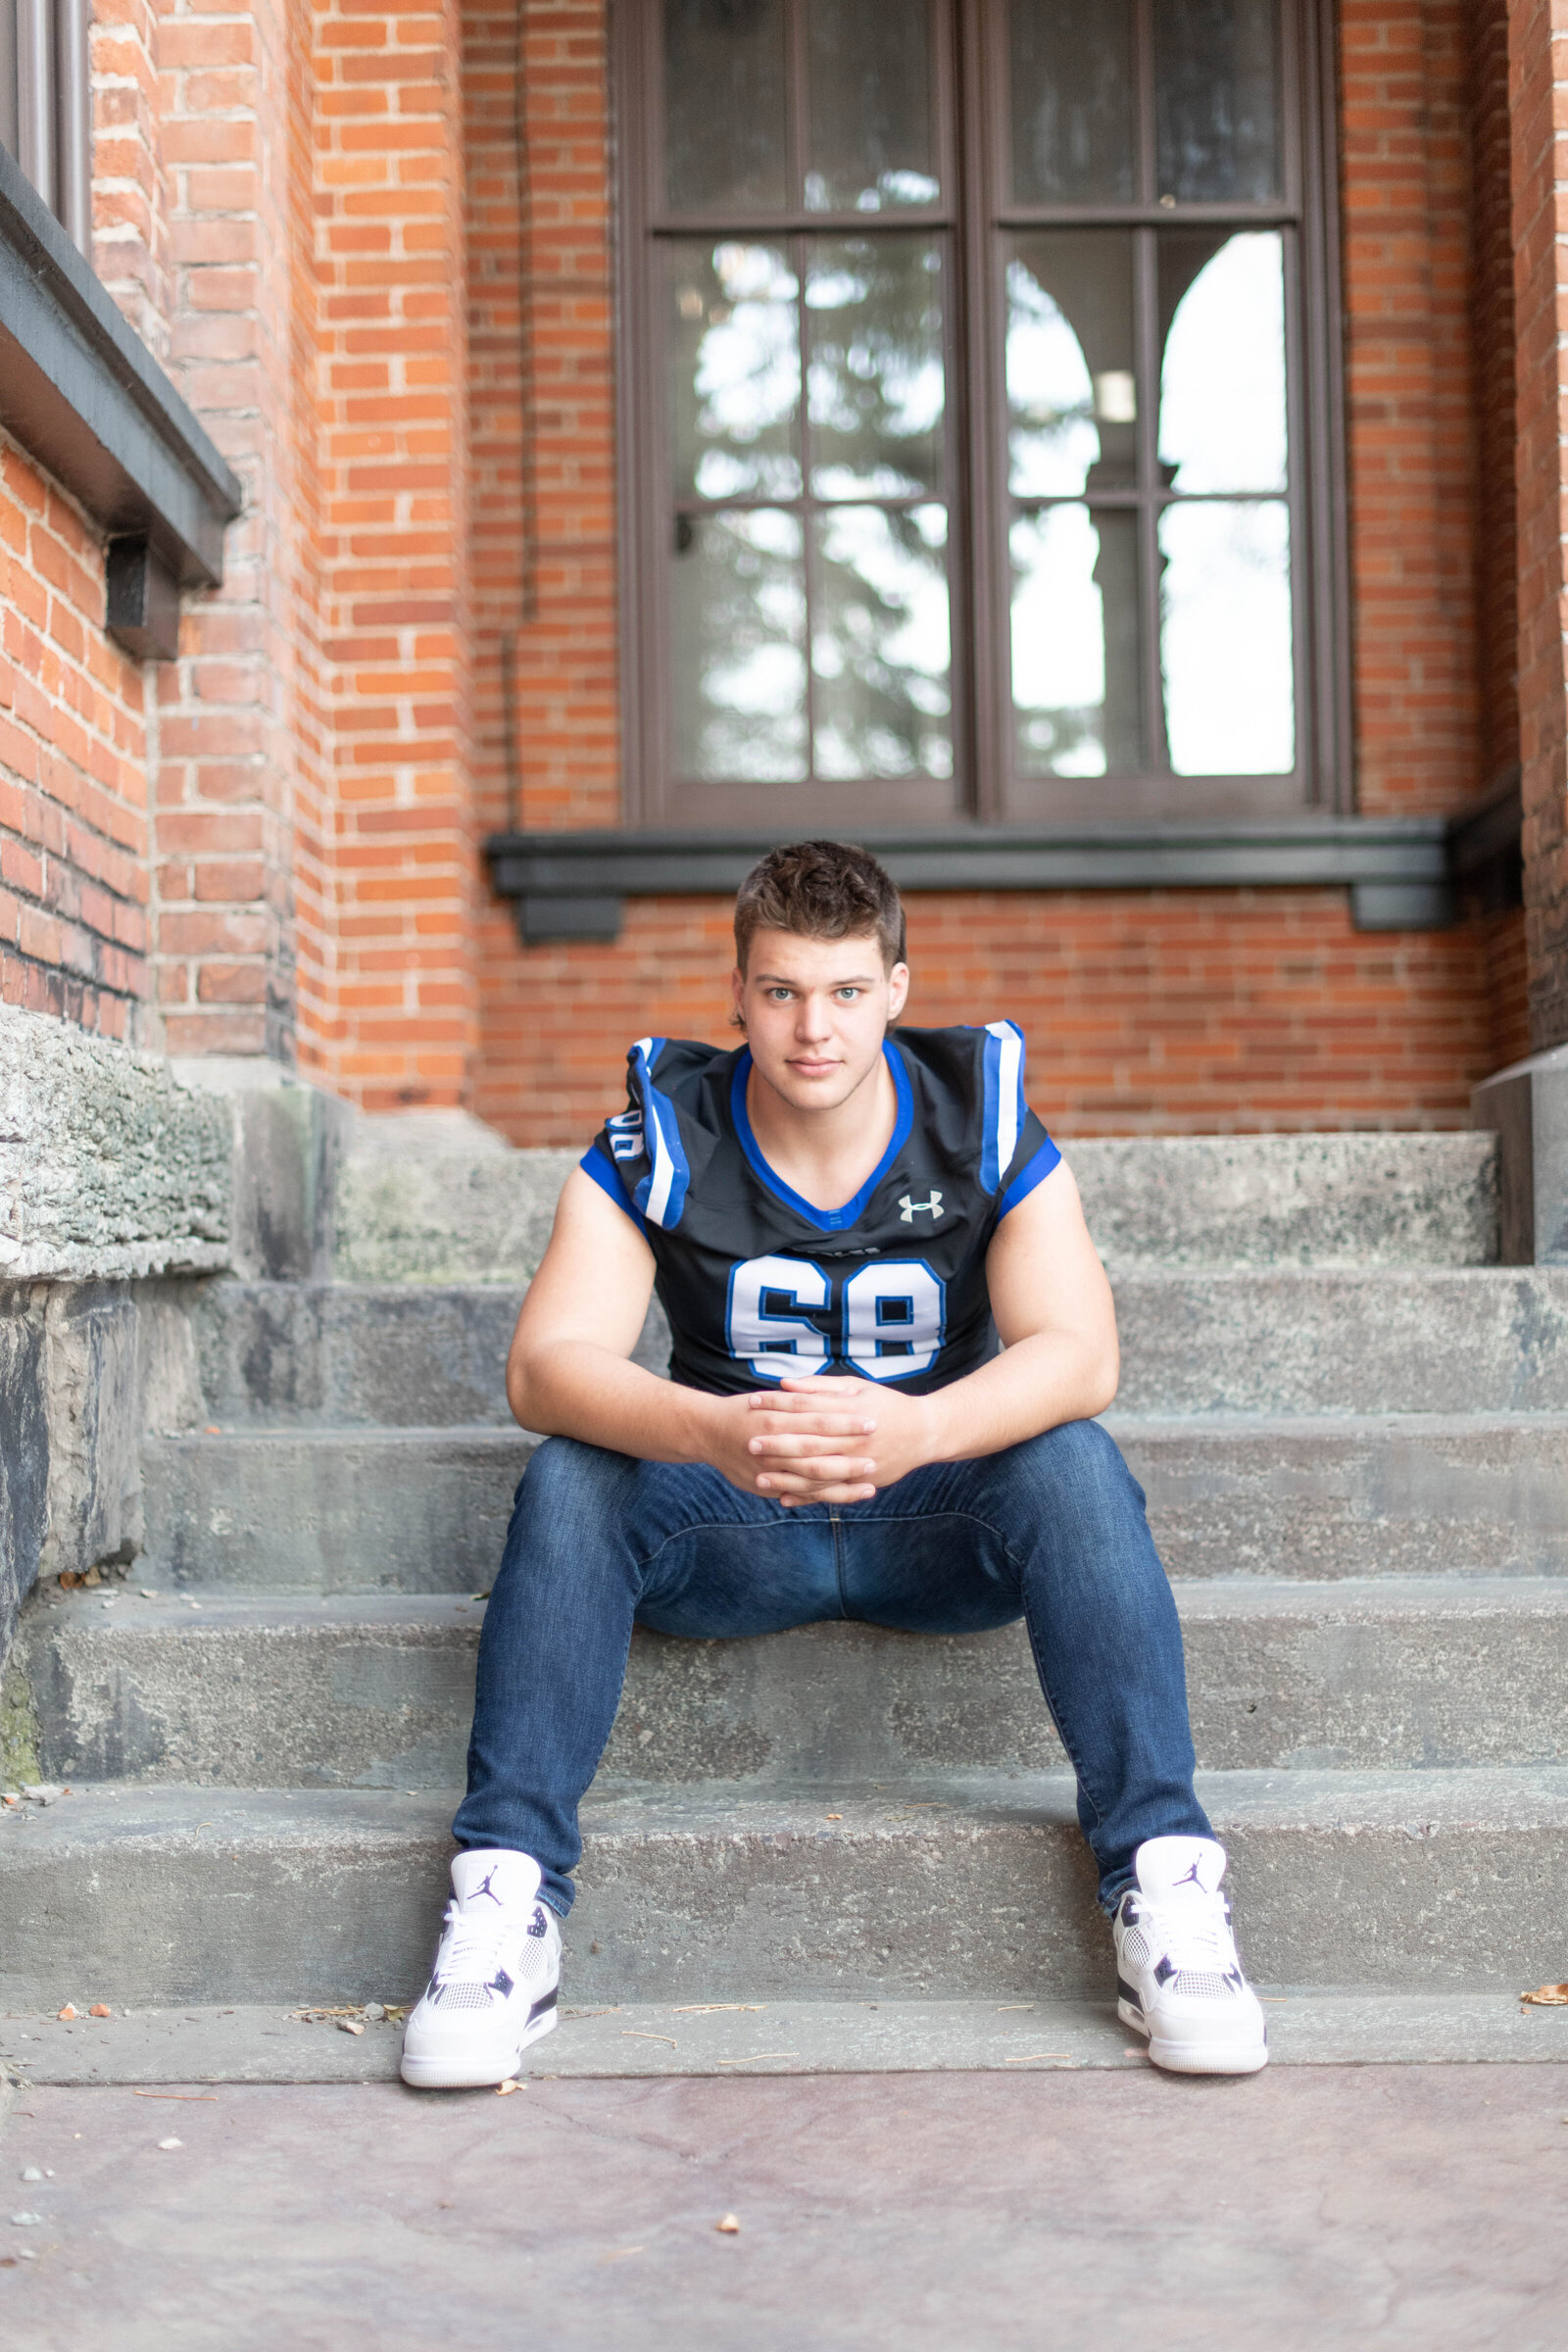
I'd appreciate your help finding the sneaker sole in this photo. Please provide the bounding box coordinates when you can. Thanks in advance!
[1118,1996,1269,2077]
[400,1999,558,2090]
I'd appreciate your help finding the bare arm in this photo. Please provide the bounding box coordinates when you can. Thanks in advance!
[506,1170,881,1496]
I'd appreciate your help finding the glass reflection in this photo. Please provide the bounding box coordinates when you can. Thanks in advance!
[1009,0,1135,204]
[671,510,808,780]
[1007,232,1136,497]
[1158,233,1286,493]
[1159,502,1293,774]
[1154,0,1281,203]
[807,237,945,499]
[664,0,788,214]
[1011,506,1140,777]
[812,506,952,779]
[807,0,938,213]
[667,242,801,501]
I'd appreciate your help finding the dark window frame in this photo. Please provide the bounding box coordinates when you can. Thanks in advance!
[612,0,1349,830]
[0,0,91,254]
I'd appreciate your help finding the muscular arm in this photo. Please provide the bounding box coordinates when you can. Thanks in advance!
[506,1170,881,1497]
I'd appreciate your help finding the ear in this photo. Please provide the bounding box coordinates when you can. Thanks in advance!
[729,963,747,1027]
[886,961,910,1020]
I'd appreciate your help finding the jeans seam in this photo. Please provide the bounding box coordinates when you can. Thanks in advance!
[633,1510,794,1578]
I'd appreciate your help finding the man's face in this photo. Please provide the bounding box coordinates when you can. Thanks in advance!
[732,928,910,1114]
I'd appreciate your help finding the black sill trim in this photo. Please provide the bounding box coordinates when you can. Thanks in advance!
[487,791,1524,945]
[0,146,242,586]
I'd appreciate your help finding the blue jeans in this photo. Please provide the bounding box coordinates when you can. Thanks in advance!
[453,1419,1211,1918]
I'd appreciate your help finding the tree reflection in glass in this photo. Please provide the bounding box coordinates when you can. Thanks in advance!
[670,510,808,780]
[813,506,952,778]
[807,238,945,499]
[666,242,801,501]
[1011,508,1140,777]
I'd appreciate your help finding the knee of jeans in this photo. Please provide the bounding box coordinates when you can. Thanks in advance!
[513,1434,631,1523]
[1004,1418,1145,1511]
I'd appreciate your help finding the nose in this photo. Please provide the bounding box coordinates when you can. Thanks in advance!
[795,993,833,1042]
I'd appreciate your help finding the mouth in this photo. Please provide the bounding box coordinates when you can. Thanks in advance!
[786,1056,842,1080]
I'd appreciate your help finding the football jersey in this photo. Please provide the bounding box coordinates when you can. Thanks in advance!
[580,1023,1060,1397]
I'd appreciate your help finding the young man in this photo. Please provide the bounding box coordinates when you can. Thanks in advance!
[401,841,1267,2086]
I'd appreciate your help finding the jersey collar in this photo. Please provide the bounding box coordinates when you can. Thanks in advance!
[728,1042,913,1233]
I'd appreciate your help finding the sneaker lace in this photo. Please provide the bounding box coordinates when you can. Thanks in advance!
[435,1900,514,1983]
[1143,1888,1239,1976]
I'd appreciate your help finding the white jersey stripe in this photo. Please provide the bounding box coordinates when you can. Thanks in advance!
[988,1019,1021,1179]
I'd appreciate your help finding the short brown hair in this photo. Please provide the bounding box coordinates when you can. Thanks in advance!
[734,840,906,973]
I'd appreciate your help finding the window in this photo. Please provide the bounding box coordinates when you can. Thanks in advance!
[614,0,1345,827]
[1,0,92,253]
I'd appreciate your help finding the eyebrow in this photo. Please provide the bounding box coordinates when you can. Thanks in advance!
[753,972,882,989]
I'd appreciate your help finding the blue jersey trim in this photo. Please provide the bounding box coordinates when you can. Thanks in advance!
[628,1036,691,1229]
[997,1136,1061,1219]
[728,1042,913,1233]
[579,1145,648,1232]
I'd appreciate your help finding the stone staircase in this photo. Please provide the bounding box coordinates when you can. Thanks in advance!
[5,1124,1568,2038]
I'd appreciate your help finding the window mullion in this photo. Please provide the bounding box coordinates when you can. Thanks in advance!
[1134,222,1167,772]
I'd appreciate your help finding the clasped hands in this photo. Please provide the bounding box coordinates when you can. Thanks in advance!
[707,1375,938,1505]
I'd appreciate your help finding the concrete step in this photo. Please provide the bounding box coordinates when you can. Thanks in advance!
[9,1992,1568,2084]
[1,1767,1564,2006]
[332,1130,1500,1282]
[136,1414,1568,1592]
[20,1579,1568,1790]
[180,1270,1568,1427]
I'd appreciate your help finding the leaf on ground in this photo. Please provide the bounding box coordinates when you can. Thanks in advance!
[496,2079,523,2095]
[1521,1984,1568,2005]
[714,2215,741,2234]
[56,2007,74,2022]
[88,2005,110,2019]
[337,2020,365,2036]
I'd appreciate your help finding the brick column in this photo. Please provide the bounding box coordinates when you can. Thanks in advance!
[1510,0,1568,1050]
[314,0,476,1109]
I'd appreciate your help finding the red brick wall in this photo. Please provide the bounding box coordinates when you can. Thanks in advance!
[0,442,151,1038]
[310,0,477,1109]
[1508,0,1568,1053]
[480,893,1494,1146]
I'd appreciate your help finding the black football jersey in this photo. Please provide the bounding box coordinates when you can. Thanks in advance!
[581,1023,1060,1397]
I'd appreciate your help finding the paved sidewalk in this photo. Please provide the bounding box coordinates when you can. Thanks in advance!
[3,2066,1567,2349]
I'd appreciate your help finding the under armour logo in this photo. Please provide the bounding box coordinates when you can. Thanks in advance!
[899,1191,944,1221]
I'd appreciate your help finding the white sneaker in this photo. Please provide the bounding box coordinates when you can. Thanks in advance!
[400,1848,562,2088]
[1112,1836,1268,2076]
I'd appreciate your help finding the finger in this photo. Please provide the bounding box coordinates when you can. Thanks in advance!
[752,1430,883,1448]
[754,1459,877,1492]
[779,1483,877,1507]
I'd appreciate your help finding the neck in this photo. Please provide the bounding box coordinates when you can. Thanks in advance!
[744,1044,898,1211]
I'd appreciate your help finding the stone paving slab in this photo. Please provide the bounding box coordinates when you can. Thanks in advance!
[5,1993,1568,2085]
[2,2064,1567,2350]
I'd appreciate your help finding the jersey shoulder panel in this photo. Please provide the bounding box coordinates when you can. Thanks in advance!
[894,1021,1045,1199]
[587,1037,739,1232]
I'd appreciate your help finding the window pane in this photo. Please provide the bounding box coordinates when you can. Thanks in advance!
[1007,232,1136,497]
[1008,0,1135,205]
[1011,506,1141,776]
[807,0,938,214]
[1154,0,1281,203]
[1159,502,1294,774]
[671,510,808,780]
[664,0,788,214]
[812,506,952,778]
[666,242,802,500]
[806,236,945,499]
[1158,232,1286,494]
